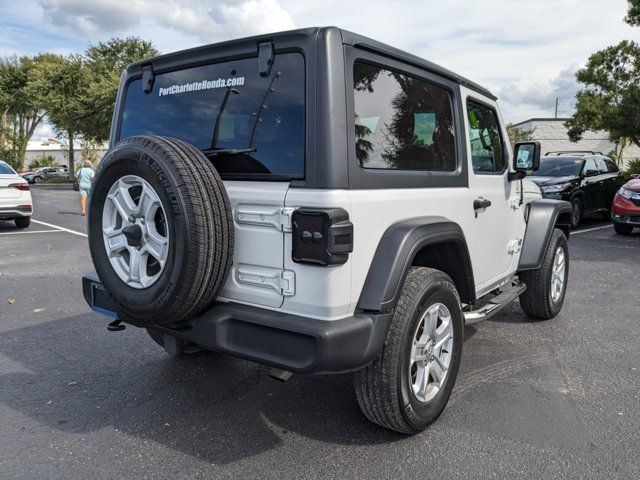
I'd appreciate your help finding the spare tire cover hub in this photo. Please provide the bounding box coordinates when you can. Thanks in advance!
[102,174,169,289]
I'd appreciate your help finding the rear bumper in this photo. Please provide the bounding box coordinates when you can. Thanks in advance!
[0,205,32,219]
[82,273,391,374]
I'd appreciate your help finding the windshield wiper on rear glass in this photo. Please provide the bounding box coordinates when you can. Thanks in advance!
[202,147,257,156]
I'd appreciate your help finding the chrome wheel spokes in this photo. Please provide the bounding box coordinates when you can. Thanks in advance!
[409,303,454,403]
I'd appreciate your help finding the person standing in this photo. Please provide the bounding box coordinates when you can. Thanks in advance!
[77,161,95,216]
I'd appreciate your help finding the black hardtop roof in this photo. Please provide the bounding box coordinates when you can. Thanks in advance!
[128,26,496,100]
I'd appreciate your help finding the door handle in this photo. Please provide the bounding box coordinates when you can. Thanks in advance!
[474,198,492,210]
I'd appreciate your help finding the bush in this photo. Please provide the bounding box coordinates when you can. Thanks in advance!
[46,176,74,184]
[29,155,59,169]
[621,157,640,182]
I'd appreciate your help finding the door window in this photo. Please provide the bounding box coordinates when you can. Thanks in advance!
[467,101,505,174]
[583,158,598,174]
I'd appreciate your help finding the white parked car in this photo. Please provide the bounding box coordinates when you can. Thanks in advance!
[0,160,33,228]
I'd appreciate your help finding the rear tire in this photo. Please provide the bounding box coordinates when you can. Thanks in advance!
[519,228,569,320]
[354,267,463,434]
[88,135,234,326]
[613,223,633,235]
[14,217,30,228]
[570,198,583,229]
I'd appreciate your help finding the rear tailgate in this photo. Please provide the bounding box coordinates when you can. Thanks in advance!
[217,181,290,308]
[115,48,306,309]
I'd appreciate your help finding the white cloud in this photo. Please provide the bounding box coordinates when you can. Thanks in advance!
[39,0,295,44]
[32,122,56,143]
[4,0,637,124]
[41,0,141,36]
[498,66,579,121]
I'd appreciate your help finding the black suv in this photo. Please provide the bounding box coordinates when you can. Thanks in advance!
[528,151,622,228]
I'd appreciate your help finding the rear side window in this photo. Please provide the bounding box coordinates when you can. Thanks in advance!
[119,53,305,177]
[605,159,619,173]
[353,62,457,171]
[466,101,505,174]
[0,162,16,174]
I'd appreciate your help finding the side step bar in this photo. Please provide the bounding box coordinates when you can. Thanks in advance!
[463,282,527,325]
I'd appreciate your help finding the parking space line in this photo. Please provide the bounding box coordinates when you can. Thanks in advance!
[31,219,88,238]
[0,229,67,236]
[573,225,613,235]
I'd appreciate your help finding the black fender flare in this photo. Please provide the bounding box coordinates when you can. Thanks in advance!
[356,216,475,312]
[518,199,572,271]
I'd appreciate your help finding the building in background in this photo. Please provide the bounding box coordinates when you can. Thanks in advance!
[513,118,640,169]
[23,139,108,170]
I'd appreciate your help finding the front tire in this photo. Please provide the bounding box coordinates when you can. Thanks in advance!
[519,228,569,320]
[613,223,633,235]
[354,267,463,434]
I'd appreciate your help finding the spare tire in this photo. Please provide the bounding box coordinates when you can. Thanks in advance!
[88,135,234,326]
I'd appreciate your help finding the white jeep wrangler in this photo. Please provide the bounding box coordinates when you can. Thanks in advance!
[83,27,573,434]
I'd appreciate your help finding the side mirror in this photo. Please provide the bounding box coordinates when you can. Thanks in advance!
[513,141,541,174]
[584,169,598,177]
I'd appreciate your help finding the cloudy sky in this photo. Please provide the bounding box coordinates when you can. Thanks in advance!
[1,0,638,141]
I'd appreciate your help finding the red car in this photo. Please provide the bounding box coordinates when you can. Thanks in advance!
[611,175,640,235]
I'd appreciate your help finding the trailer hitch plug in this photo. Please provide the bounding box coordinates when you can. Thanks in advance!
[107,319,126,332]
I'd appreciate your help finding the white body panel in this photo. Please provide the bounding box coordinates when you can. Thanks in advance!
[0,173,33,218]
[214,94,534,322]
[277,89,534,320]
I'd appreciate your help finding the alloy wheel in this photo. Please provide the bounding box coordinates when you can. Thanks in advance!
[409,302,454,403]
[101,175,169,289]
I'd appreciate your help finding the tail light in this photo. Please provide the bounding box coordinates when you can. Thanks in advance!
[9,183,30,191]
[292,208,353,266]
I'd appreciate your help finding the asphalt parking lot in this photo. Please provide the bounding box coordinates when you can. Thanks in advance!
[1,186,638,479]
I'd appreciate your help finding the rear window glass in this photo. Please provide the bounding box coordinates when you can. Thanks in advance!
[119,53,305,177]
[0,162,16,174]
[353,61,456,171]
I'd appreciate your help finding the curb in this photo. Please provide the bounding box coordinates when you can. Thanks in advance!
[30,184,75,190]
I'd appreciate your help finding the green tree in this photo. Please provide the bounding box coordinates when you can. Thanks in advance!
[565,40,640,150]
[29,54,88,178]
[506,124,536,147]
[0,56,47,170]
[626,0,640,26]
[79,37,158,142]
